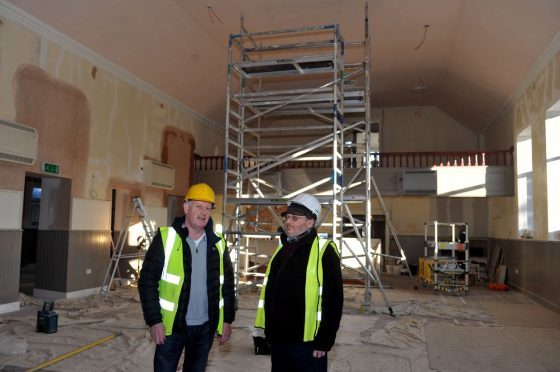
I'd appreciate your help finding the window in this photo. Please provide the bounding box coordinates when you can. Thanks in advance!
[516,127,533,238]
[546,101,560,240]
[31,187,42,200]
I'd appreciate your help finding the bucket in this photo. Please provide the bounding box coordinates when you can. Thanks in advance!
[253,336,271,355]
[251,326,270,355]
[488,283,509,291]
[36,301,58,334]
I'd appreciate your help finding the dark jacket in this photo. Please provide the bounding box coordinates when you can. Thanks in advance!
[264,228,343,351]
[138,216,235,336]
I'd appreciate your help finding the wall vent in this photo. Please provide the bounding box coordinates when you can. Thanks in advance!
[0,119,38,165]
[400,170,437,195]
[143,159,175,190]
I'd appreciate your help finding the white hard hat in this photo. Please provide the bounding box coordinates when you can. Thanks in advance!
[282,193,321,221]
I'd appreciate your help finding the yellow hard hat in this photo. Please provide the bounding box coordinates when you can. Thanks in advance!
[185,183,215,204]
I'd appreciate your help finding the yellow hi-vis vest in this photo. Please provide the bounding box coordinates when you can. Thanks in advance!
[158,227,227,336]
[254,237,339,341]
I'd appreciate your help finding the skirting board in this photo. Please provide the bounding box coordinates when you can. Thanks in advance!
[508,282,560,313]
[0,301,20,315]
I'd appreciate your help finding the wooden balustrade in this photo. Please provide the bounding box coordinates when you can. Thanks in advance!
[194,147,514,171]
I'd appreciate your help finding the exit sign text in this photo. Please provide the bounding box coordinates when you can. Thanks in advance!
[42,162,60,175]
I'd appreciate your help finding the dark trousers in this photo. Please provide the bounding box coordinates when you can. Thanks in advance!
[271,343,327,372]
[154,322,212,372]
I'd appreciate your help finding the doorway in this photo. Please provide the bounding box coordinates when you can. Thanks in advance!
[20,175,42,295]
[20,173,72,296]
[343,214,386,251]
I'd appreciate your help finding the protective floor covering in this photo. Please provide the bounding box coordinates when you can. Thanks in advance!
[1,276,559,372]
[508,327,560,372]
[426,322,546,372]
[482,301,560,328]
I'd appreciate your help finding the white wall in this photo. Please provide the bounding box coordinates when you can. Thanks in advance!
[71,198,111,231]
[379,106,479,152]
[0,190,23,229]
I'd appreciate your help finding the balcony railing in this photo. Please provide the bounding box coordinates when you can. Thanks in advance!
[194,147,514,171]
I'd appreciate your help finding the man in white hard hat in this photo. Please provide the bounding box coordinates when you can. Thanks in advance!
[255,193,343,372]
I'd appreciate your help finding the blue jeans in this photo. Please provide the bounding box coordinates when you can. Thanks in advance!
[154,322,213,372]
[271,343,327,372]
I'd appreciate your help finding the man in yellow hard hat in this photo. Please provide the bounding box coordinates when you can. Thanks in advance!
[139,183,235,371]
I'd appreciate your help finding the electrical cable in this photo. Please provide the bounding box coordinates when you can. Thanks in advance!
[26,332,122,372]
[207,5,223,24]
[414,25,430,50]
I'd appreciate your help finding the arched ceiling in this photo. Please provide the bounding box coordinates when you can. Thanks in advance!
[6,0,560,133]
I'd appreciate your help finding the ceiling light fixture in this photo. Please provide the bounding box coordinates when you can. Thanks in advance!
[412,84,427,92]
[413,80,427,118]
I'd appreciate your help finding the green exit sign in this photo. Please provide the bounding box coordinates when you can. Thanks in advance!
[42,162,60,175]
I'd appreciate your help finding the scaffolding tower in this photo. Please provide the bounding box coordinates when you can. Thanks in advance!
[223,5,395,313]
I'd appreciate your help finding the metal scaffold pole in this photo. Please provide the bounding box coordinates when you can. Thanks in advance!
[363,1,373,310]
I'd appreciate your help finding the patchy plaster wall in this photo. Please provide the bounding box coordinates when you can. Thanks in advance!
[486,51,560,240]
[14,64,89,198]
[0,16,223,206]
[0,17,37,191]
[162,127,195,197]
[0,14,224,301]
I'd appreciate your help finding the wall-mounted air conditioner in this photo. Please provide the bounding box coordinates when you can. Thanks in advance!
[400,170,437,195]
[143,159,175,190]
[0,119,38,165]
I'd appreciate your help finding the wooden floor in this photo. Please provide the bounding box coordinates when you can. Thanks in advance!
[1,275,559,371]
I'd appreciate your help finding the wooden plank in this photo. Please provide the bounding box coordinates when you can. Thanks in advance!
[497,264,507,284]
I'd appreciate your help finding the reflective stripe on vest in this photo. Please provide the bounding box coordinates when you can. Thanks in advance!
[158,228,228,336]
[215,235,226,336]
[254,244,284,328]
[161,229,181,286]
[254,237,337,342]
[158,227,184,336]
